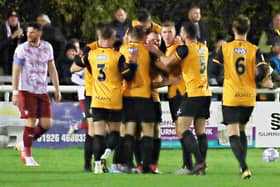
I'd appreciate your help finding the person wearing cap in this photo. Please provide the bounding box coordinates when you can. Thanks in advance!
[57,42,78,85]
[0,10,25,75]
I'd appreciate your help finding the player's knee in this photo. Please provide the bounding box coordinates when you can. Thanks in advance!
[39,118,53,129]
[141,124,154,137]
[25,118,37,127]
[195,126,205,135]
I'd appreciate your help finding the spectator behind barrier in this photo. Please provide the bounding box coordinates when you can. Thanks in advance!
[208,39,225,86]
[177,5,209,45]
[36,14,66,61]
[258,13,280,57]
[57,42,78,85]
[269,42,280,88]
[0,10,26,75]
[111,7,131,41]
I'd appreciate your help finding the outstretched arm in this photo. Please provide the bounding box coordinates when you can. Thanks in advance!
[48,60,61,102]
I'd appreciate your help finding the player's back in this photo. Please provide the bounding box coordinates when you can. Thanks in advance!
[120,42,152,98]
[88,47,123,109]
[181,42,211,97]
[221,40,258,106]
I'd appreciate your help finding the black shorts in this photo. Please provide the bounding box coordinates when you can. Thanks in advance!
[122,97,155,123]
[85,96,92,118]
[154,101,162,123]
[222,106,254,125]
[168,94,184,122]
[178,95,211,119]
[92,108,122,122]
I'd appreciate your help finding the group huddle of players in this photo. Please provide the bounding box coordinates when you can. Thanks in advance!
[69,10,272,179]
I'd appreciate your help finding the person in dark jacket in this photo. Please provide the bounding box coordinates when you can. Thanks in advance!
[0,11,25,75]
[111,7,131,41]
[36,14,66,60]
[57,43,78,85]
[258,13,280,57]
[208,39,226,86]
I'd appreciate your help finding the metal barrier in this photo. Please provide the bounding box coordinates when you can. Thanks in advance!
[1,85,280,102]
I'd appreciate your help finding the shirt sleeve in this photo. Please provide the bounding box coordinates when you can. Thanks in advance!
[213,47,224,64]
[149,52,158,63]
[47,42,54,61]
[175,45,188,61]
[13,45,25,66]
[118,55,137,81]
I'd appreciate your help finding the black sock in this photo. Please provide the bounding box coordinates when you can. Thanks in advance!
[134,139,142,166]
[179,139,193,169]
[240,131,247,160]
[141,136,154,172]
[113,137,124,164]
[106,131,120,150]
[229,135,248,171]
[92,135,105,161]
[182,130,203,164]
[84,134,93,169]
[152,138,161,165]
[123,135,135,167]
[197,133,208,161]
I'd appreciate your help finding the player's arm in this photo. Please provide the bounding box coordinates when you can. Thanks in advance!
[213,46,224,65]
[255,49,273,88]
[70,46,90,73]
[152,75,183,88]
[118,55,138,81]
[48,60,62,102]
[155,45,188,69]
[11,57,24,106]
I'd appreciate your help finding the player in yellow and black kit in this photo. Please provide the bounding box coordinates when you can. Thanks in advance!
[70,27,100,172]
[120,26,166,173]
[146,31,166,173]
[71,23,137,174]
[213,15,273,179]
[160,22,197,174]
[131,8,161,34]
[148,22,211,175]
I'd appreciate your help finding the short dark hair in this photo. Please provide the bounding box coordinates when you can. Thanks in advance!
[181,22,197,39]
[128,26,147,40]
[137,8,151,22]
[97,22,115,39]
[232,15,250,35]
[27,22,42,31]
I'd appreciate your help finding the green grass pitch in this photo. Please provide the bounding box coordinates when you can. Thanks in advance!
[0,148,279,187]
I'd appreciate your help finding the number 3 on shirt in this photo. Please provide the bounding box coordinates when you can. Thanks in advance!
[97,64,106,82]
[235,57,245,76]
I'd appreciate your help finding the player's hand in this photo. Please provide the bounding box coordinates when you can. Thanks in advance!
[175,35,183,43]
[12,95,19,106]
[260,79,274,89]
[54,90,62,102]
[145,42,159,54]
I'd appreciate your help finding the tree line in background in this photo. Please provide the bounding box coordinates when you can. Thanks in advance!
[0,0,279,50]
